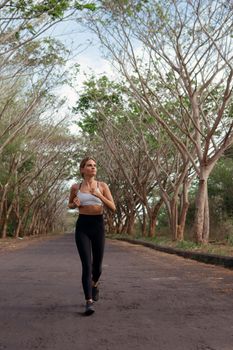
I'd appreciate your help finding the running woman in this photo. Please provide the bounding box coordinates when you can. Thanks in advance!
[68,157,116,315]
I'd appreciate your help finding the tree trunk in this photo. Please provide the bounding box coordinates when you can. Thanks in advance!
[194,177,209,243]
[141,206,147,237]
[148,216,156,238]
[0,184,9,233]
[28,208,39,236]
[126,211,135,236]
[147,199,163,238]
[202,193,210,243]
[2,201,14,238]
[14,205,30,238]
[14,218,22,238]
[170,198,178,241]
[177,201,189,241]
[105,213,115,234]
[177,181,190,241]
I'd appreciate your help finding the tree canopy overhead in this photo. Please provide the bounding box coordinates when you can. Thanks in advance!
[0,0,96,238]
[75,0,233,242]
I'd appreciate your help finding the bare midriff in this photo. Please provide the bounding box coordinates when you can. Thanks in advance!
[79,205,103,215]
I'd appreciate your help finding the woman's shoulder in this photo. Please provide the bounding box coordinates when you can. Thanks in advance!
[98,181,108,188]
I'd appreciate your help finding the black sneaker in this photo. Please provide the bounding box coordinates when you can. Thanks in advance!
[92,286,99,302]
[85,301,95,316]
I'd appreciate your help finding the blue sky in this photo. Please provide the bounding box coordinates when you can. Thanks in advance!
[50,18,114,89]
[45,18,115,133]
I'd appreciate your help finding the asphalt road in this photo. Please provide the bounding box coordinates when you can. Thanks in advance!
[0,234,233,350]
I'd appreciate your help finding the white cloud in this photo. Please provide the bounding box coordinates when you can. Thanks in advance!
[48,20,119,134]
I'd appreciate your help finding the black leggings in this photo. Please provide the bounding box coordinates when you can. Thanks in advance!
[75,214,105,300]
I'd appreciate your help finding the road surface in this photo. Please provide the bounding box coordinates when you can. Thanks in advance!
[0,234,233,350]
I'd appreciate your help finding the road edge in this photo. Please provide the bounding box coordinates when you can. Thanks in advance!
[114,237,233,269]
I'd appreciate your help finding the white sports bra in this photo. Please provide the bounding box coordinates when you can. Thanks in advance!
[77,182,103,207]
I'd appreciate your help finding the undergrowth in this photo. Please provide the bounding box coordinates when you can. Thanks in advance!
[107,233,233,257]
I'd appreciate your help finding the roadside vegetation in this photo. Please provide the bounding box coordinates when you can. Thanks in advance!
[0,1,233,256]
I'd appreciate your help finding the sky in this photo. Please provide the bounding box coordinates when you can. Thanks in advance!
[52,23,111,86]
[45,17,116,134]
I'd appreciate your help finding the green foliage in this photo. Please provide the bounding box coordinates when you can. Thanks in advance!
[227,233,233,246]
[208,156,233,218]
[73,75,125,134]
[175,240,201,250]
[4,0,96,41]
[97,0,149,16]
[10,0,96,19]
[75,2,96,11]
[156,206,169,229]
[18,156,36,174]
[14,37,69,66]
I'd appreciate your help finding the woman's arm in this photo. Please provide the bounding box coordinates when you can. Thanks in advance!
[68,184,80,209]
[91,182,116,212]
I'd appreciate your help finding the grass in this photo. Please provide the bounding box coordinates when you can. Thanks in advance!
[107,233,233,257]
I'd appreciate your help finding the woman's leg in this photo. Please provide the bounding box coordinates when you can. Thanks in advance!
[91,219,105,284]
[75,229,92,301]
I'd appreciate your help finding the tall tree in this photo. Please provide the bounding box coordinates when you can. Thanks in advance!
[0,0,96,238]
[85,0,233,243]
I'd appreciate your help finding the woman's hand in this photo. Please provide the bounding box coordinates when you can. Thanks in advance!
[73,196,81,208]
[91,183,116,212]
[90,187,102,198]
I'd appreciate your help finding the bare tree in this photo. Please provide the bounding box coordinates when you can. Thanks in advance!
[85,0,233,243]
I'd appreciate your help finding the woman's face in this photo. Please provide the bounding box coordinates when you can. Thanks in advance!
[81,159,97,178]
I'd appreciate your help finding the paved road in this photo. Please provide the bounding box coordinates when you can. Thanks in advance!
[0,234,233,350]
